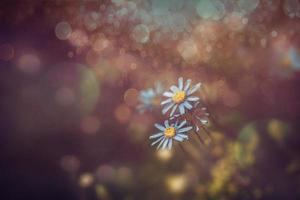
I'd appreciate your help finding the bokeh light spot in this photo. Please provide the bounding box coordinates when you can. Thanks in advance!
[79,173,94,188]
[165,174,187,194]
[115,104,131,123]
[18,54,41,74]
[156,149,173,162]
[132,24,150,43]
[267,119,288,143]
[81,115,101,134]
[55,21,72,40]
[69,30,89,47]
[124,88,139,106]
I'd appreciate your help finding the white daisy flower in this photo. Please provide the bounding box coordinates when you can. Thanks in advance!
[149,120,193,150]
[161,77,201,116]
[137,82,163,113]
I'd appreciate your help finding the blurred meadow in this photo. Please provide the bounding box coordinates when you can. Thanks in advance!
[1,0,300,199]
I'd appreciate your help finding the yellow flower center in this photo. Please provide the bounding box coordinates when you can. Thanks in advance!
[172,91,186,104]
[164,127,176,138]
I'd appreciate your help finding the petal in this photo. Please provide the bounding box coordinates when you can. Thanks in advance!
[162,138,169,150]
[151,136,164,146]
[177,133,189,139]
[179,104,185,115]
[155,82,163,94]
[148,89,155,96]
[178,126,193,133]
[140,91,147,98]
[169,104,178,116]
[183,101,193,110]
[142,89,154,98]
[196,116,208,124]
[188,83,201,95]
[200,119,208,124]
[184,79,191,91]
[172,114,180,119]
[177,120,187,129]
[174,135,184,142]
[168,139,173,150]
[139,92,151,101]
[162,103,174,114]
[164,120,169,128]
[187,96,200,101]
[149,132,164,139]
[169,115,178,120]
[157,137,166,149]
[178,77,183,90]
[163,91,174,97]
[161,98,172,105]
[154,123,165,131]
[194,101,200,108]
[170,85,179,93]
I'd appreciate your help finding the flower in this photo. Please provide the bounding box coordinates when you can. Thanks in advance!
[192,102,209,131]
[161,77,201,116]
[149,120,193,150]
[137,82,163,113]
[170,101,209,132]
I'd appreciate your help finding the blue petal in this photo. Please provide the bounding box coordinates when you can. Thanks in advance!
[174,135,184,142]
[151,136,164,146]
[162,138,169,149]
[163,91,174,97]
[178,126,193,133]
[161,98,172,105]
[140,92,148,99]
[164,120,169,128]
[187,96,200,101]
[148,89,155,96]
[141,89,154,98]
[178,77,183,90]
[184,79,191,91]
[149,132,164,139]
[168,139,173,150]
[177,120,187,129]
[183,101,193,110]
[188,83,201,95]
[170,104,178,116]
[179,104,185,115]
[162,103,174,114]
[170,85,179,93]
[157,137,166,149]
[177,134,188,139]
[155,123,165,131]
